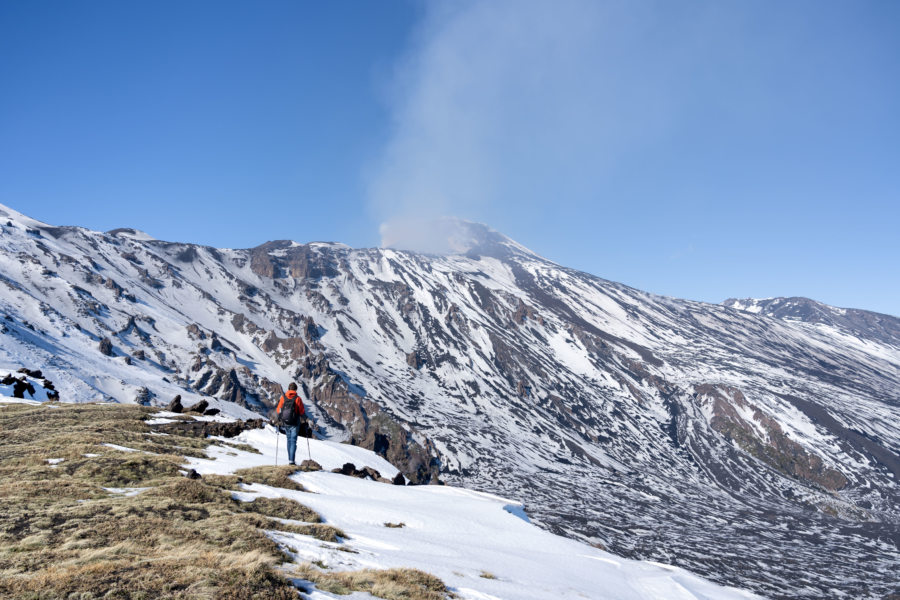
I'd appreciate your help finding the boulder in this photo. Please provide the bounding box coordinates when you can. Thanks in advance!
[361,466,381,481]
[166,395,183,413]
[134,387,153,406]
[392,472,406,486]
[98,337,114,356]
[186,399,209,414]
[339,462,356,476]
[185,469,201,480]
[17,368,43,379]
[203,408,220,416]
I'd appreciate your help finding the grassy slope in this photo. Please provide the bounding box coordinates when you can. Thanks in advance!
[0,402,449,600]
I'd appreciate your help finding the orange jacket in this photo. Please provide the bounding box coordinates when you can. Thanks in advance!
[276,389,305,417]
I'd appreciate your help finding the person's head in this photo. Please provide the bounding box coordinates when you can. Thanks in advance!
[288,382,297,391]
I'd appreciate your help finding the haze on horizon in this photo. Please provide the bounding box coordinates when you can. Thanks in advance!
[0,0,897,316]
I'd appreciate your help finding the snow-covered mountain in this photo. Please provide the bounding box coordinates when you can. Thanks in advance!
[723,296,900,348]
[1,203,898,599]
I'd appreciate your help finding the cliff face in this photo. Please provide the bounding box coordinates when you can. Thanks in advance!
[1,205,898,599]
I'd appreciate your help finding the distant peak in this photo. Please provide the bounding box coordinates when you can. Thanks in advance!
[106,228,157,242]
[379,216,536,259]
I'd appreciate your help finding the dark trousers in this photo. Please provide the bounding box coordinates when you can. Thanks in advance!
[284,424,299,464]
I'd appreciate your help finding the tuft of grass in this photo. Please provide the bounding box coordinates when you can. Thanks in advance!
[217,440,263,455]
[479,570,497,579]
[239,496,320,522]
[234,464,305,491]
[294,562,452,600]
[384,522,405,528]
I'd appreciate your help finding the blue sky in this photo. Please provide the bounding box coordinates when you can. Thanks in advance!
[1,1,898,316]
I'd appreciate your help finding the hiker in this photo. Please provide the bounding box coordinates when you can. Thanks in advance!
[274,382,306,466]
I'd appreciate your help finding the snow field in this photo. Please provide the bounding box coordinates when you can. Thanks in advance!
[186,422,760,600]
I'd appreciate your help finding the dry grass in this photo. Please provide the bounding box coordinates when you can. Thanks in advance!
[384,522,406,528]
[0,402,451,599]
[234,464,305,491]
[241,496,320,522]
[0,403,318,599]
[294,562,452,600]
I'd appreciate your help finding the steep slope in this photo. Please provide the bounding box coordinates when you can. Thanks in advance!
[1,398,761,600]
[1,204,898,599]
[723,296,900,347]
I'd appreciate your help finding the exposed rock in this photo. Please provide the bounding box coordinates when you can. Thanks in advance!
[12,378,35,399]
[166,395,183,413]
[186,323,207,340]
[175,246,198,263]
[337,462,356,476]
[98,337,114,356]
[513,299,543,325]
[152,418,265,439]
[186,399,209,414]
[209,334,224,353]
[134,387,153,406]
[132,349,145,360]
[185,469,201,480]
[696,384,848,491]
[351,413,441,485]
[16,368,43,379]
[406,351,424,370]
[360,466,381,481]
[203,408,221,416]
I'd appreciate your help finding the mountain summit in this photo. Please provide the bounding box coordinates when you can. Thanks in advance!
[379,216,536,258]
[1,203,898,599]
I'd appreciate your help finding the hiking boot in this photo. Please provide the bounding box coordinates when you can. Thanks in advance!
[289,461,296,466]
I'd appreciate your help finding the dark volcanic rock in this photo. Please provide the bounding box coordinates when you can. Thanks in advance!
[166,395,183,413]
[186,399,209,414]
[360,466,382,481]
[186,469,201,480]
[152,418,265,439]
[12,378,35,399]
[134,387,153,406]
[98,337,114,356]
[392,472,406,486]
[203,408,220,416]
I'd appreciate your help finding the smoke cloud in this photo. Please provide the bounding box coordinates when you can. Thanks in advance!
[367,0,721,251]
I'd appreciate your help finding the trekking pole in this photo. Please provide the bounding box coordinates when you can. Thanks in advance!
[275,425,279,466]
[306,431,312,462]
